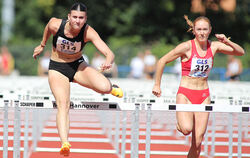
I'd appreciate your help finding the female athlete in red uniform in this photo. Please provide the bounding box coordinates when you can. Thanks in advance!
[152,15,245,158]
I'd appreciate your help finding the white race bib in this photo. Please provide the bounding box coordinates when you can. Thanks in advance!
[56,36,81,54]
[189,56,213,77]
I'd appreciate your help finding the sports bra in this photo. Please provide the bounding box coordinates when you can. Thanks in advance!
[181,40,214,78]
[52,19,87,54]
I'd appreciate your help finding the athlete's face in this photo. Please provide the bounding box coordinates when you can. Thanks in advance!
[193,20,211,42]
[68,10,87,30]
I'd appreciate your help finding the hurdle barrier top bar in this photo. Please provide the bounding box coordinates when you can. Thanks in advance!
[17,100,122,111]
[1,91,250,106]
[0,100,249,113]
[152,104,249,113]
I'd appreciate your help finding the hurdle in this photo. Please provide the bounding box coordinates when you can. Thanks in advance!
[1,98,249,158]
[0,76,249,158]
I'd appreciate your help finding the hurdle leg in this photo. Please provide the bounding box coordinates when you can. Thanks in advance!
[130,103,140,158]
[237,113,242,158]
[107,111,112,141]
[114,111,120,154]
[210,113,215,157]
[120,111,127,158]
[23,108,29,158]
[23,94,30,158]
[13,100,21,158]
[3,100,9,158]
[32,109,38,151]
[145,103,152,158]
[228,113,233,158]
[243,114,248,141]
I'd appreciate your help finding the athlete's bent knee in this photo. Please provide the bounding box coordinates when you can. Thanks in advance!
[181,129,192,136]
[177,124,192,136]
[97,83,112,94]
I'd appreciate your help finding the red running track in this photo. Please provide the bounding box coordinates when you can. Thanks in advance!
[0,111,249,158]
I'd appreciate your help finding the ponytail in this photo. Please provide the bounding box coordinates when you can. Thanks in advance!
[184,15,194,32]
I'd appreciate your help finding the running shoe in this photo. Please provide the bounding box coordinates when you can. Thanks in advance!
[111,84,123,98]
[60,142,71,156]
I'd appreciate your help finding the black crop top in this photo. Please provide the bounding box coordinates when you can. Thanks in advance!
[52,19,87,54]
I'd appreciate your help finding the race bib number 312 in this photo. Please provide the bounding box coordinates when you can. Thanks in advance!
[190,57,212,77]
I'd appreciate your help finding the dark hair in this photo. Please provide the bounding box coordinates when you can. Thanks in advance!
[70,2,87,12]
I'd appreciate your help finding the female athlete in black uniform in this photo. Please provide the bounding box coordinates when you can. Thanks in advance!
[33,2,123,156]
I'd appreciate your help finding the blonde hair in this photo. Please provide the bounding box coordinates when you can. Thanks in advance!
[184,15,211,32]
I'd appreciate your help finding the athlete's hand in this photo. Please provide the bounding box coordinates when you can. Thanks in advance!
[100,62,112,72]
[215,34,230,45]
[33,45,44,59]
[152,85,161,97]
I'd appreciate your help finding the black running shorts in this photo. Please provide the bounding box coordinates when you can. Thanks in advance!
[49,56,84,82]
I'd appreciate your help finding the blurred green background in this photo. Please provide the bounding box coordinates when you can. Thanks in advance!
[0,0,249,79]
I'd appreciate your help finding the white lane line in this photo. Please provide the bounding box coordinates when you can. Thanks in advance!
[0,127,248,139]
[2,146,249,157]
[1,136,249,147]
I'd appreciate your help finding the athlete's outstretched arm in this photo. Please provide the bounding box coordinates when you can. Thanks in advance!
[85,25,115,71]
[152,41,189,97]
[215,34,245,56]
[33,18,58,59]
